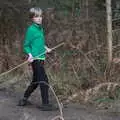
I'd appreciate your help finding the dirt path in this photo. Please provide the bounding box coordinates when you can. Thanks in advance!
[0,90,120,120]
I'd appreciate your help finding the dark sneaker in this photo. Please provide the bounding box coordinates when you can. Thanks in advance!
[18,98,28,106]
[38,104,58,111]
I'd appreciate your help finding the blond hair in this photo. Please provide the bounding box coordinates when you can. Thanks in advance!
[29,7,43,18]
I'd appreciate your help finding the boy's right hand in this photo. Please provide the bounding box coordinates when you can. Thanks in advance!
[46,47,52,53]
[112,58,120,63]
[27,53,34,63]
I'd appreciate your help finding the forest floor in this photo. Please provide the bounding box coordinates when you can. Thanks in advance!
[0,90,120,120]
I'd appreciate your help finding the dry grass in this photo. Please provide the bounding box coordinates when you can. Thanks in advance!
[0,3,120,109]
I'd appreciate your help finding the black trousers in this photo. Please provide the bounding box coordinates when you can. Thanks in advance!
[24,60,49,105]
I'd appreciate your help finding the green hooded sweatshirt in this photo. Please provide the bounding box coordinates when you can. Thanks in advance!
[23,23,46,60]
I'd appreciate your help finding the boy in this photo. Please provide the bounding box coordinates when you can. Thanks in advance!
[18,7,53,111]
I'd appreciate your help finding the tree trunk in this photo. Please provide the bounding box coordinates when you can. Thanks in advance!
[106,0,113,63]
[86,0,89,20]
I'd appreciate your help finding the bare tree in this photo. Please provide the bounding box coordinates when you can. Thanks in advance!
[86,0,89,20]
[106,0,113,63]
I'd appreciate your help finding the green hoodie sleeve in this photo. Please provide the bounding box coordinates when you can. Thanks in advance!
[23,27,33,54]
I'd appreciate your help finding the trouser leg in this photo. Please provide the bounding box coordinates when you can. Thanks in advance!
[23,61,39,99]
[39,70,49,105]
[37,60,49,105]
[23,81,38,99]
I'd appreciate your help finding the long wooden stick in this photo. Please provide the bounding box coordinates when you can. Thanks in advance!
[0,42,64,78]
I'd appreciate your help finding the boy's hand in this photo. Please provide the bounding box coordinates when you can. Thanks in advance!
[27,53,34,63]
[46,47,52,53]
[112,58,120,63]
